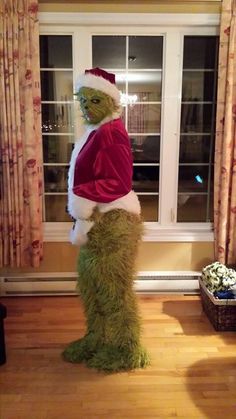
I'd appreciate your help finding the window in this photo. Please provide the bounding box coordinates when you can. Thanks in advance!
[40,35,74,222]
[178,36,219,222]
[39,13,219,241]
[92,35,163,221]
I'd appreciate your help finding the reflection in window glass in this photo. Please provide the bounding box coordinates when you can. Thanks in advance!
[130,135,160,163]
[42,104,74,133]
[177,194,213,222]
[45,195,71,222]
[112,71,126,93]
[178,165,210,193]
[128,104,161,133]
[181,104,215,133]
[179,135,213,163]
[43,135,74,164]
[127,71,162,101]
[133,166,159,193]
[40,35,73,68]
[139,195,159,221]
[92,36,126,68]
[41,71,73,101]
[182,71,215,102]
[120,109,126,127]
[129,36,163,69]
[44,166,69,193]
[183,36,219,69]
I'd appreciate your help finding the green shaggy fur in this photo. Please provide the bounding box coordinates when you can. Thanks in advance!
[63,209,150,372]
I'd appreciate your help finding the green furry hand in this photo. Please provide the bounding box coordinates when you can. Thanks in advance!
[69,219,94,246]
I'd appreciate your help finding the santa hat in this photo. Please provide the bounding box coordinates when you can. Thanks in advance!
[75,67,121,106]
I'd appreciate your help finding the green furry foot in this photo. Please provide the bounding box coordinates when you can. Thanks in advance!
[62,333,99,363]
[86,344,150,372]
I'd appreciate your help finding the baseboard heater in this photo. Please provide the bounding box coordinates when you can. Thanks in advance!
[0,271,201,296]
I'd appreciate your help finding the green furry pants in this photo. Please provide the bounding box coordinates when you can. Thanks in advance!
[63,209,149,372]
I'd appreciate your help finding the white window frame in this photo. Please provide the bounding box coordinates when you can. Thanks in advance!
[39,12,219,242]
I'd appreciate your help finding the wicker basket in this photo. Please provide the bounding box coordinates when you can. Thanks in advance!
[199,279,236,331]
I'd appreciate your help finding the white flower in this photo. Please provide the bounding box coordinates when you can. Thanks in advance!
[201,262,236,292]
[216,266,227,277]
[209,270,217,279]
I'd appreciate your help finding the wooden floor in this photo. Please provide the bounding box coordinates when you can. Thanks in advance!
[0,295,236,419]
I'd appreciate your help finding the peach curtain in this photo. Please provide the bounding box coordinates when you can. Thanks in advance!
[0,0,43,267]
[214,0,236,264]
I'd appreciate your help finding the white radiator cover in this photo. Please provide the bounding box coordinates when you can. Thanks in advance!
[0,271,201,296]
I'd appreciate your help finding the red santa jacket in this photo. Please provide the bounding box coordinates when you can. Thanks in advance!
[74,118,132,202]
[68,117,140,221]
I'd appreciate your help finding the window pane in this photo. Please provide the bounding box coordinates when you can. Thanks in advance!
[139,195,159,221]
[92,36,126,68]
[120,109,126,126]
[128,71,162,101]
[183,36,219,69]
[41,71,73,101]
[177,194,213,222]
[178,35,218,223]
[112,71,126,93]
[128,104,161,133]
[45,195,71,222]
[179,135,213,163]
[44,166,68,193]
[40,35,72,68]
[42,104,74,133]
[133,166,159,193]
[129,36,163,69]
[182,71,216,102]
[130,135,160,163]
[178,165,210,193]
[43,135,74,163]
[181,104,215,133]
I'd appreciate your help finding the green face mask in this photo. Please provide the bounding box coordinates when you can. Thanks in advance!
[76,87,117,125]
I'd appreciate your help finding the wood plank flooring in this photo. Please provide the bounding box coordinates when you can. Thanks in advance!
[0,295,236,419]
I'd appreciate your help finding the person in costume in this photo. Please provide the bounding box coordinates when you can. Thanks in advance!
[62,67,149,372]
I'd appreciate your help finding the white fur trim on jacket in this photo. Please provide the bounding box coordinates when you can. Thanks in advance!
[68,127,94,193]
[98,190,141,215]
[67,127,97,220]
[75,73,121,105]
[68,194,97,221]
[69,191,140,246]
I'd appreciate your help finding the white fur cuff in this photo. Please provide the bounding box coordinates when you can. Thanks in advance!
[68,192,97,220]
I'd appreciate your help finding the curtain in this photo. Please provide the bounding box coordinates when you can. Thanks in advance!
[0,0,43,267]
[214,0,236,264]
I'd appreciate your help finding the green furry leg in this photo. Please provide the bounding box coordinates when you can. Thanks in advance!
[87,344,150,372]
[63,209,150,372]
[62,293,105,363]
[62,332,99,363]
[62,269,105,363]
